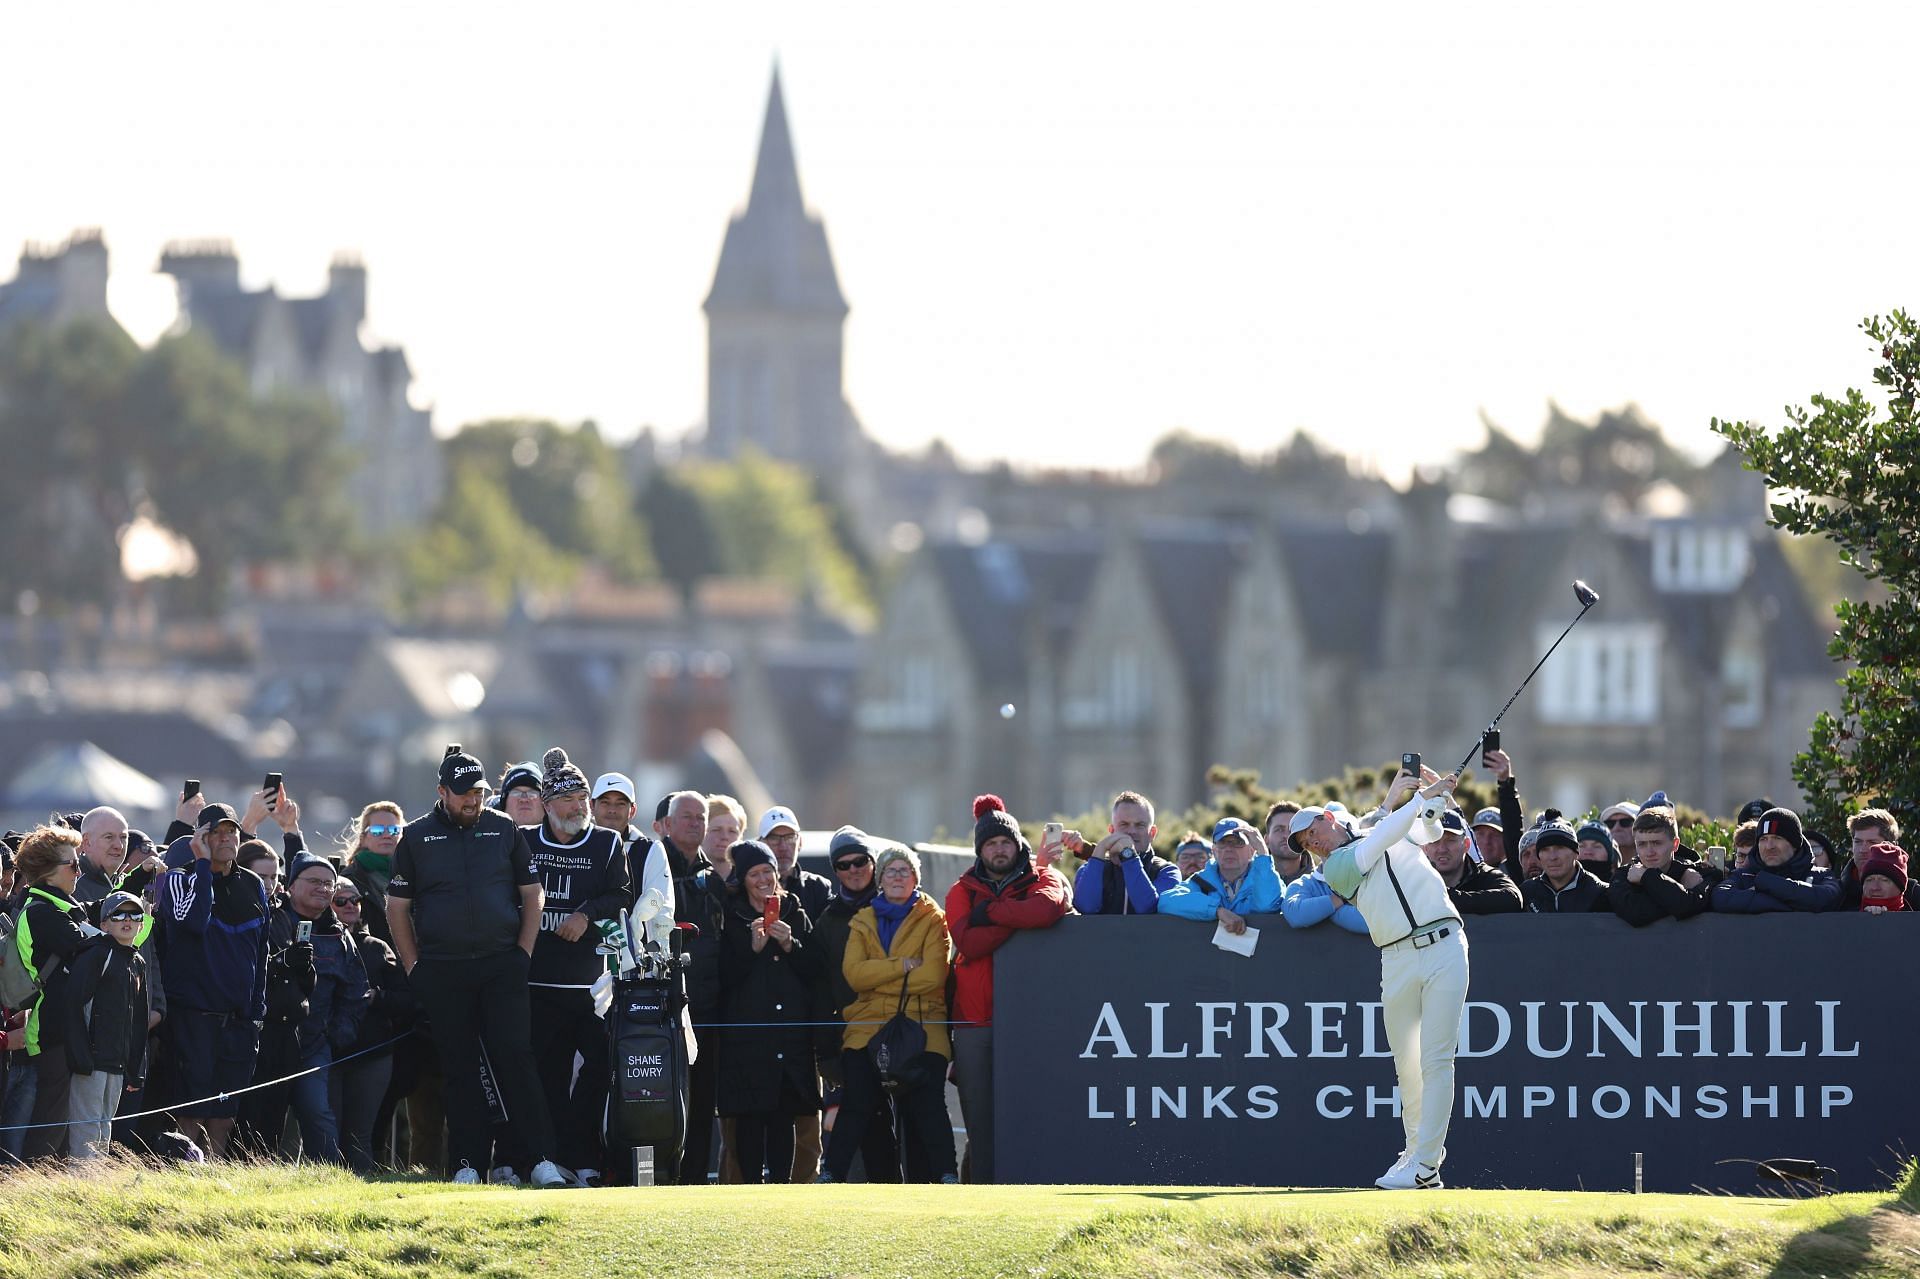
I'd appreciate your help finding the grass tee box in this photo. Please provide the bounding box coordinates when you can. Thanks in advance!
[0,1163,1916,1279]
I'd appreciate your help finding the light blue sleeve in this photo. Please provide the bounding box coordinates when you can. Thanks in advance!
[1330,902,1369,934]
[1157,875,1220,921]
[1238,859,1283,915]
[1281,875,1334,929]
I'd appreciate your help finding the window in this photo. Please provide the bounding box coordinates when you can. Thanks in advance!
[1722,631,1763,729]
[1652,525,1751,593]
[855,652,943,731]
[1537,623,1661,724]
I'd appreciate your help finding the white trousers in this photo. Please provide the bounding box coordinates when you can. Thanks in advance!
[1379,927,1468,1169]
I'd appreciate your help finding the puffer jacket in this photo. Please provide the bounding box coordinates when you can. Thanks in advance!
[1158,856,1283,921]
[840,892,952,1060]
[944,864,1070,1030]
[1710,839,1840,914]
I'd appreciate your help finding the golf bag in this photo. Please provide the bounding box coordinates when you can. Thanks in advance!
[604,909,694,1184]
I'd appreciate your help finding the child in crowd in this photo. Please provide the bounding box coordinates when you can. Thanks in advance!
[64,890,150,1163]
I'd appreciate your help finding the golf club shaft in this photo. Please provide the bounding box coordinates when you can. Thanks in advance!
[1451,601,1596,776]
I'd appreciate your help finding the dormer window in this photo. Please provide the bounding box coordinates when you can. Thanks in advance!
[1652,525,1751,593]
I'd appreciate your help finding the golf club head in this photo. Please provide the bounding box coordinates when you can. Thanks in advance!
[1573,580,1599,608]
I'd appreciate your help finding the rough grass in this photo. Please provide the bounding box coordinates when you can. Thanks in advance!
[0,1158,1913,1279]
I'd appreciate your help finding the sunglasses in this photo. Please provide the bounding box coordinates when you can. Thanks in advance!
[1604,817,1635,827]
[106,911,145,922]
[333,895,362,907]
[54,858,79,868]
[833,857,872,872]
[364,824,402,838]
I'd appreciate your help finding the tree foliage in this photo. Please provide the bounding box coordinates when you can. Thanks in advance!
[0,321,353,611]
[1712,310,1920,836]
[677,449,873,617]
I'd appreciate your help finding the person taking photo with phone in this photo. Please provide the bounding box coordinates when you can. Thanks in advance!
[717,839,822,1183]
[1067,791,1181,915]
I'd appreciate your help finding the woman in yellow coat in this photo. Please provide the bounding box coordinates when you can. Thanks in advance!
[818,844,958,1183]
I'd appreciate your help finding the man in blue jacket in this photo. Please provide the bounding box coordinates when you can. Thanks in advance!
[1157,819,1282,933]
[154,801,270,1159]
[1069,791,1181,915]
[1710,807,1840,914]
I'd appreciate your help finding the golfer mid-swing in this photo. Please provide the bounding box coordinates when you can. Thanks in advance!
[1288,767,1463,1189]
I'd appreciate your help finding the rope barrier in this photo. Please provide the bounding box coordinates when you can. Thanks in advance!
[0,1029,416,1135]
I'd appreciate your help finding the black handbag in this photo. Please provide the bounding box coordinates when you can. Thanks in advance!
[867,982,928,1090]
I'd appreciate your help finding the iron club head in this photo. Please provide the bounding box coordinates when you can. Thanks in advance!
[1573,580,1599,608]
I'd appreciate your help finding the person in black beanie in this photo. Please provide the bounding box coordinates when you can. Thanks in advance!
[715,840,821,1182]
[523,747,630,1187]
[1522,814,1611,914]
[942,795,1070,1182]
[1710,807,1841,914]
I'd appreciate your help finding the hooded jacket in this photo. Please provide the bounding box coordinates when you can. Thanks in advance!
[1072,848,1181,915]
[1158,854,1284,921]
[1710,839,1840,914]
[841,891,952,1060]
[63,934,148,1085]
[943,839,1070,1030]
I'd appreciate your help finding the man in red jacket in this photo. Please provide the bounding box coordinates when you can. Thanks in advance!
[944,794,1070,1183]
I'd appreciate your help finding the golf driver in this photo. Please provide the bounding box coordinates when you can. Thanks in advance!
[1448,579,1600,777]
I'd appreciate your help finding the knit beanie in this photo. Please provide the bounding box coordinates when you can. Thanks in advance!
[873,843,922,884]
[285,851,336,889]
[1534,810,1581,855]
[1756,807,1805,850]
[540,747,588,802]
[500,760,542,796]
[971,794,1026,858]
[729,839,776,884]
[1857,842,1909,894]
[1572,819,1616,863]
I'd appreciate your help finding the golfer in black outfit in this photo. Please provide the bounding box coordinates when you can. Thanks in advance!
[386,750,566,1187]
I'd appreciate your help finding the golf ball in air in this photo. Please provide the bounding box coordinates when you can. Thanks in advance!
[1000,703,1017,719]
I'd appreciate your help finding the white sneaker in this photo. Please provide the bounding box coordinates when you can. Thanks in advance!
[1384,1144,1444,1178]
[451,1164,482,1186]
[1375,1161,1443,1190]
[488,1166,522,1187]
[529,1159,569,1189]
[571,1167,602,1189]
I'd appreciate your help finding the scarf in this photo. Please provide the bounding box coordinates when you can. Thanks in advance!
[872,894,915,953]
[834,880,878,911]
[353,847,392,877]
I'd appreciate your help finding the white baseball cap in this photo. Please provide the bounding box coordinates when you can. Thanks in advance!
[590,772,635,802]
[757,805,799,838]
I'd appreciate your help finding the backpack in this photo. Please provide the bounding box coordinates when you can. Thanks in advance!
[0,906,50,1009]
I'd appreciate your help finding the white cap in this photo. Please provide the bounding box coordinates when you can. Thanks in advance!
[590,772,635,802]
[757,805,799,838]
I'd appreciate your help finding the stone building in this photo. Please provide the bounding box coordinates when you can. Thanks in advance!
[158,243,441,533]
[0,229,121,335]
[852,473,1839,832]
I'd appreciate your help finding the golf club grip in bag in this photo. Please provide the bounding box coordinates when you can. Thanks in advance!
[607,975,689,1183]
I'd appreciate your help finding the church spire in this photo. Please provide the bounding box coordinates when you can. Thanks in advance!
[704,64,847,317]
[747,65,804,217]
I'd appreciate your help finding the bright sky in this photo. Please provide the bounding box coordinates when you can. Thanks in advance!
[6,2,1917,477]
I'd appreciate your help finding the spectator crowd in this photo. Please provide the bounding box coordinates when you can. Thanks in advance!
[1,739,1911,1183]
